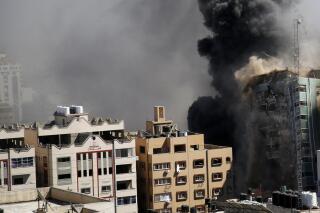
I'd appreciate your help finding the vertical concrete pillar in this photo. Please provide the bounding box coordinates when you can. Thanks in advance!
[101,152,104,176]
[80,154,84,177]
[0,161,3,186]
[86,153,89,177]
[106,152,109,175]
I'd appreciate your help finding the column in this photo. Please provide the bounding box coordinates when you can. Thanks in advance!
[86,153,89,177]
[80,154,84,177]
[101,152,104,176]
[0,161,3,186]
[106,152,109,175]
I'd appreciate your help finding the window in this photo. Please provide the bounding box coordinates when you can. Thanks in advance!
[174,144,186,153]
[193,159,204,168]
[176,176,187,185]
[159,209,172,213]
[212,173,223,182]
[226,157,231,164]
[211,158,222,166]
[297,114,308,120]
[11,157,33,168]
[190,145,199,150]
[117,196,136,205]
[43,156,47,167]
[194,190,205,199]
[195,205,205,213]
[57,157,70,162]
[81,187,91,194]
[101,185,111,193]
[154,178,171,186]
[213,188,222,196]
[116,164,132,174]
[116,148,133,158]
[176,161,186,171]
[194,174,205,183]
[154,193,171,202]
[297,85,306,92]
[117,180,132,190]
[12,175,28,185]
[140,146,145,154]
[153,147,170,154]
[176,191,188,201]
[153,163,170,171]
[57,157,72,185]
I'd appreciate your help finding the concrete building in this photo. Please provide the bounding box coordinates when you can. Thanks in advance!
[136,106,233,213]
[245,70,320,192]
[0,124,36,192]
[0,53,22,124]
[25,105,138,213]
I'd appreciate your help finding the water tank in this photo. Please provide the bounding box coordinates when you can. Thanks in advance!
[240,193,247,201]
[256,196,263,203]
[291,194,298,209]
[56,106,70,115]
[272,191,280,206]
[279,192,286,207]
[284,193,291,208]
[301,191,318,208]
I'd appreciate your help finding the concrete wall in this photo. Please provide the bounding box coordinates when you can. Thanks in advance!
[48,187,105,204]
[0,187,49,204]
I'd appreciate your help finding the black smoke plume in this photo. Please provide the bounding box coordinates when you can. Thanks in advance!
[188,0,295,192]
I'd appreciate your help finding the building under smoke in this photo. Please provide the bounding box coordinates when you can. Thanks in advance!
[244,70,320,192]
[0,53,22,124]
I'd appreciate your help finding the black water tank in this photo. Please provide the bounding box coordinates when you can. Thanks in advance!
[272,191,280,206]
[240,193,247,201]
[279,193,287,207]
[291,195,298,209]
[256,196,263,203]
[284,193,292,208]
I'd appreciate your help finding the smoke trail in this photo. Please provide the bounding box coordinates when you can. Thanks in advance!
[188,0,296,192]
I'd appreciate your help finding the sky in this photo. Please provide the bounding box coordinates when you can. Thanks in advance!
[0,0,213,130]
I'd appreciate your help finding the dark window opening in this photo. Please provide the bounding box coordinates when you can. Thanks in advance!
[174,144,186,153]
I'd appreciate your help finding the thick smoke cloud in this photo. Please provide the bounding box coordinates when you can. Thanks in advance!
[0,0,211,129]
[188,0,295,191]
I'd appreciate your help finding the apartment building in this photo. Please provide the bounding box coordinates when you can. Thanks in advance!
[0,53,22,123]
[246,70,320,192]
[25,105,138,213]
[0,124,36,192]
[136,106,233,213]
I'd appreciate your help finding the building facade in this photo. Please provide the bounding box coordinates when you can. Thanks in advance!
[25,105,138,213]
[0,53,22,124]
[136,106,233,213]
[245,70,320,192]
[0,125,36,192]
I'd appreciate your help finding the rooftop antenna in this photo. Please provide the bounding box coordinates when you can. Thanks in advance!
[293,18,302,75]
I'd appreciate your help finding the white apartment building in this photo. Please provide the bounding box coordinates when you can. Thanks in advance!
[0,125,36,192]
[0,53,22,123]
[25,105,138,213]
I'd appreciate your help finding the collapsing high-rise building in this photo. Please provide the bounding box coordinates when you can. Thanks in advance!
[0,54,22,124]
[244,69,320,192]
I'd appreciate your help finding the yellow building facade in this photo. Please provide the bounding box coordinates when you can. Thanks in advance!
[136,106,233,213]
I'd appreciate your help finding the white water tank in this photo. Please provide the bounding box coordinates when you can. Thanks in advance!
[301,191,318,208]
[56,106,70,115]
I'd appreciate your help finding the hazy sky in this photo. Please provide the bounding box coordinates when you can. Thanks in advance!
[0,0,213,129]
